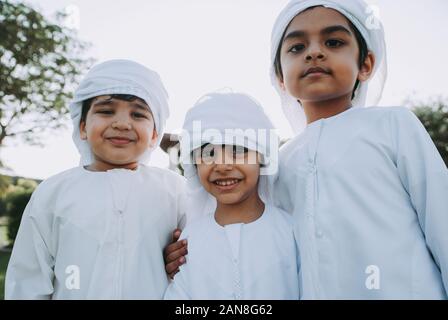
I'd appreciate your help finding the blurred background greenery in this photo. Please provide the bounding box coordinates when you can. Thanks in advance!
[1,0,91,299]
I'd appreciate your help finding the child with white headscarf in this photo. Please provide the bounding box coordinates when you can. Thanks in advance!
[6,59,186,299]
[270,0,448,299]
[164,91,300,300]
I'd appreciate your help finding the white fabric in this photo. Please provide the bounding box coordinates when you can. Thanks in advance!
[270,0,388,134]
[179,91,279,222]
[6,165,186,299]
[164,205,300,299]
[69,59,170,166]
[275,106,448,299]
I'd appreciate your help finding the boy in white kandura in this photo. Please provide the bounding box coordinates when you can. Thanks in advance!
[6,59,186,299]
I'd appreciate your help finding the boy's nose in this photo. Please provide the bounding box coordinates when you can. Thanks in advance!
[214,162,234,172]
[213,148,235,170]
[111,119,132,130]
[306,52,325,61]
[305,44,325,61]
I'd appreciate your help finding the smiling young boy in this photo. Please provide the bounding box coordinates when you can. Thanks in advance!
[163,92,299,300]
[6,60,186,299]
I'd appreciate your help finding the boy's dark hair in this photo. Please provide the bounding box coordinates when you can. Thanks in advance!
[80,94,146,123]
[273,6,369,100]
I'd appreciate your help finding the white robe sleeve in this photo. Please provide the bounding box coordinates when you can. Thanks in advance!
[393,108,448,292]
[5,191,55,300]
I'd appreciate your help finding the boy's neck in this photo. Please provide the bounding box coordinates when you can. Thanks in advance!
[215,190,265,227]
[86,161,139,172]
[302,94,352,125]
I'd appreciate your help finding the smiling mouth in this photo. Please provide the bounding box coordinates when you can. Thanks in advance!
[107,137,134,145]
[212,178,242,191]
[214,179,241,186]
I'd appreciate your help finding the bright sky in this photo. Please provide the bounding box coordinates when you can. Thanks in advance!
[2,0,448,179]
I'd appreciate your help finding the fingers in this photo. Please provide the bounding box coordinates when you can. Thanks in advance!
[171,228,182,243]
[164,229,188,279]
[167,256,186,279]
[165,240,187,263]
[163,239,187,260]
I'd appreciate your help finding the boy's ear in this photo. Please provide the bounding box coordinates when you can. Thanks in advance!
[149,129,158,148]
[358,51,375,82]
[278,76,286,91]
[79,121,87,140]
[257,153,264,166]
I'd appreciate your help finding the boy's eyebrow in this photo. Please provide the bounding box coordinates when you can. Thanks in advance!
[283,25,352,43]
[130,101,151,112]
[91,99,114,107]
[321,25,352,36]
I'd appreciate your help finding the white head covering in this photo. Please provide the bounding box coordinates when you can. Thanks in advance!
[69,59,169,165]
[180,91,279,222]
[270,0,388,134]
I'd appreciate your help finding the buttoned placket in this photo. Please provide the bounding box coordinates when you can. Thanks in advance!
[224,224,243,300]
[108,170,133,300]
[304,121,325,298]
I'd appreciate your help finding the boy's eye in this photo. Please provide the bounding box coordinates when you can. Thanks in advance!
[232,145,248,156]
[288,44,305,53]
[202,149,215,162]
[96,109,113,115]
[132,112,148,119]
[199,144,215,162]
[326,39,345,48]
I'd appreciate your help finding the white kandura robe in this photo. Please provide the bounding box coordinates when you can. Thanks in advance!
[6,165,186,299]
[164,205,300,300]
[275,106,448,299]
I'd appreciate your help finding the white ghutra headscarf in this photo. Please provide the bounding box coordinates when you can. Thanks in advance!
[69,59,170,166]
[270,0,388,134]
[180,91,279,222]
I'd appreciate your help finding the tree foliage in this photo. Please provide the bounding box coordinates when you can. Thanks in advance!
[0,0,92,146]
[413,99,448,167]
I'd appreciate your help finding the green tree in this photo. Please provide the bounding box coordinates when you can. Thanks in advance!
[0,173,11,194]
[5,189,33,244]
[3,178,37,243]
[0,0,92,147]
[0,174,12,217]
[412,99,448,167]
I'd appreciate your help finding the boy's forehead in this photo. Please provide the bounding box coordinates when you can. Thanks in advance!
[91,95,151,111]
[92,95,146,104]
[286,6,352,35]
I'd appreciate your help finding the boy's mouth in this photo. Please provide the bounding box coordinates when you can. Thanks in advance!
[212,178,242,191]
[302,66,330,78]
[107,136,135,145]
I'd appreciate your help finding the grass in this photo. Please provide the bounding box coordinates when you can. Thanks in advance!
[0,251,11,300]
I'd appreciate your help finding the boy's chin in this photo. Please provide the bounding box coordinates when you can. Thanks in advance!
[214,194,243,206]
[297,90,353,104]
